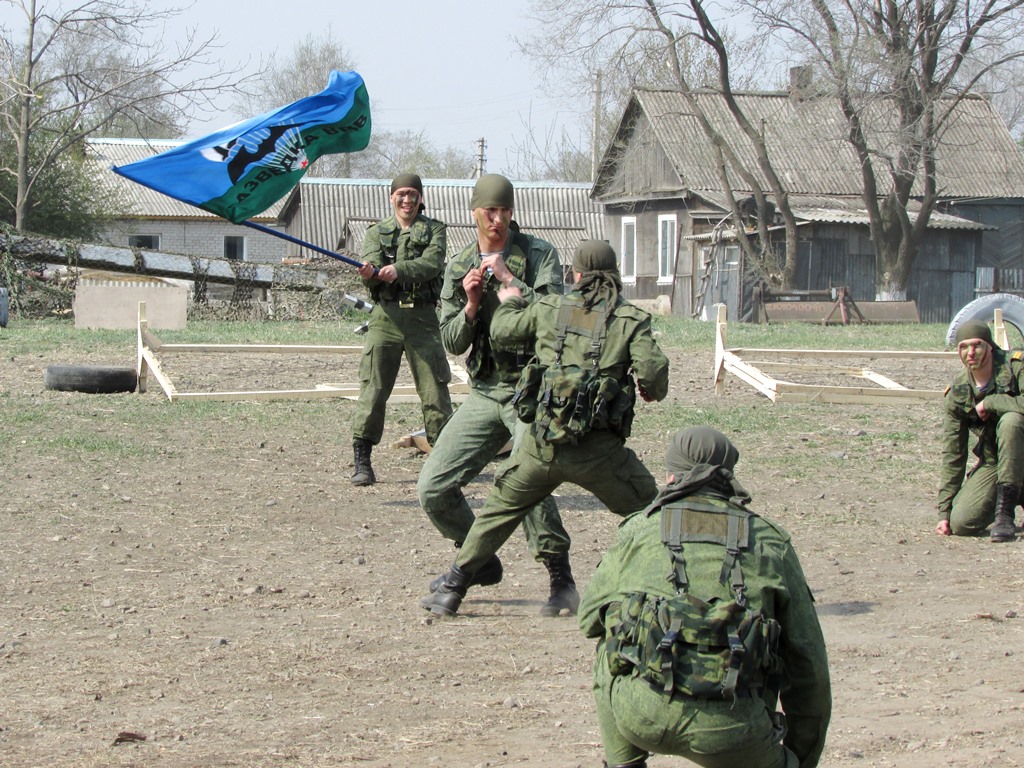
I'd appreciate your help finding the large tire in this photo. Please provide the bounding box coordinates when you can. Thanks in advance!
[945,293,1024,349]
[44,365,138,394]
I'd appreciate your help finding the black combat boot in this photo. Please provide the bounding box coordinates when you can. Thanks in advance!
[428,553,503,592]
[603,760,648,768]
[351,438,375,486]
[539,553,580,617]
[420,564,471,617]
[990,483,1019,542]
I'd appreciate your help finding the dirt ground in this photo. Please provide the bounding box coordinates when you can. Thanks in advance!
[3,331,1024,768]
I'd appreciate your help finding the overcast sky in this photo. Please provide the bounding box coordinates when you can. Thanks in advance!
[15,0,584,175]
[179,1,579,174]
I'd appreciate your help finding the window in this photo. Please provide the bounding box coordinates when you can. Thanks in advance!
[224,236,245,261]
[128,234,159,250]
[657,214,677,283]
[621,217,637,282]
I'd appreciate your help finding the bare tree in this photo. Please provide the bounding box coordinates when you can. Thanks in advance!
[233,29,358,178]
[519,0,800,286]
[349,128,475,179]
[748,0,1024,299]
[236,29,474,180]
[507,104,592,182]
[0,0,258,232]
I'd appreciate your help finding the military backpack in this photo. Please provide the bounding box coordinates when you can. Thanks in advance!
[603,499,782,702]
[512,295,635,444]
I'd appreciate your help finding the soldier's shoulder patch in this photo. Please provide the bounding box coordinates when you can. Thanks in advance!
[1012,350,1024,362]
[944,385,952,396]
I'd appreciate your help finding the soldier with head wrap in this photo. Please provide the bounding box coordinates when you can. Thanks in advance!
[421,239,670,618]
[416,174,579,616]
[936,319,1024,541]
[350,173,452,486]
[579,426,832,768]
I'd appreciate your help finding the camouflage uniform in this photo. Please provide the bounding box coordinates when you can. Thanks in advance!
[416,231,571,558]
[352,213,452,447]
[449,287,670,576]
[579,493,831,768]
[938,347,1024,535]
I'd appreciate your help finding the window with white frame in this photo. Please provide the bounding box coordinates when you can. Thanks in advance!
[657,214,676,283]
[224,235,245,261]
[128,234,160,250]
[621,217,637,281]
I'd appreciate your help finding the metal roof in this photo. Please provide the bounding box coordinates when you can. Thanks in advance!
[281,177,604,262]
[88,138,285,221]
[606,89,1024,201]
[693,191,992,231]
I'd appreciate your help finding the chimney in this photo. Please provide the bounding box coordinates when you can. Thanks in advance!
[789,66,813,100]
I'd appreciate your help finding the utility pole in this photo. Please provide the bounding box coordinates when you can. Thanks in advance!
[591,70,602,183]
[474,138,487,178]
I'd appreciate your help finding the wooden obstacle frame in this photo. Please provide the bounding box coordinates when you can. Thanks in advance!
[135,301,473,451]
[711,304,1008,405]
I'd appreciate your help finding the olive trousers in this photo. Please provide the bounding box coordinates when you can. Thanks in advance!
[950,411,1024,535]
[592,642,796,768]
[455,428,657,574]
[417,382,571,558]
[351,302,452,446]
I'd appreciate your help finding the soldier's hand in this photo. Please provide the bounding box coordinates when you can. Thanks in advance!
[356,261,377,280]
[463,267,484,318]
[975,399,991,421]
[377,264,398,283]
[935,519,952,536]
[486,254,514,286]
[637,382,653,402]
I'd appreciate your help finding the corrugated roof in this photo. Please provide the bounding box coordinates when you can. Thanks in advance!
[624,89,1024,200]
[87,138,284,221]
[283,178,603,262]
[694,191,992,231]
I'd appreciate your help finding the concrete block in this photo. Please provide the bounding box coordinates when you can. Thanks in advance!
[75,274,188,330]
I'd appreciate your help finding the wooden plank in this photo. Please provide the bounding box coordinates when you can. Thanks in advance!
[859,370,908,390]
[726,347,955,359]
[154,343,364,354]
[140,347,178,400]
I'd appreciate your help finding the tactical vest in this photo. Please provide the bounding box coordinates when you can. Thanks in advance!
[370,216,442,305]
[603,499,782,702]
[512,295,635,444]
[456,231,534,383]
[949,349,1024,460]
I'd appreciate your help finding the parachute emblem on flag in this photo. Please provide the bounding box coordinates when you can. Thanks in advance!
[200,125,309,185]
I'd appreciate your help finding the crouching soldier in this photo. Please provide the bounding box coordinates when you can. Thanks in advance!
[579,427,832,768]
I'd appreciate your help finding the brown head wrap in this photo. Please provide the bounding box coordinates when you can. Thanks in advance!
[470,174,514,210]
[572,240,622,308]
[644,427,751,513]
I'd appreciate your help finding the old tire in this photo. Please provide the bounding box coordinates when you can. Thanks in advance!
[43,365,138,394]
[946,293,1024,349]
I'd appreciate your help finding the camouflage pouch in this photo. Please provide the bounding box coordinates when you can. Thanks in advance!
[605,591,780,700]
[602,373,634,438]
[536,363,600,444]
[512,360,545,424]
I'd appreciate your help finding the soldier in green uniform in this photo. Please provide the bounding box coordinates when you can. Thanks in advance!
[579,427,832,768]
[936,319,1024,541]
[421,240,670,618]
[350,173,452,486]
[416,174,579,616]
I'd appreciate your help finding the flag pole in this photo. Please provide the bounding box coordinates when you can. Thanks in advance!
[241,220,364,268]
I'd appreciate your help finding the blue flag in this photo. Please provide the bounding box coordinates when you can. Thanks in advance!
[113,70,371,224]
